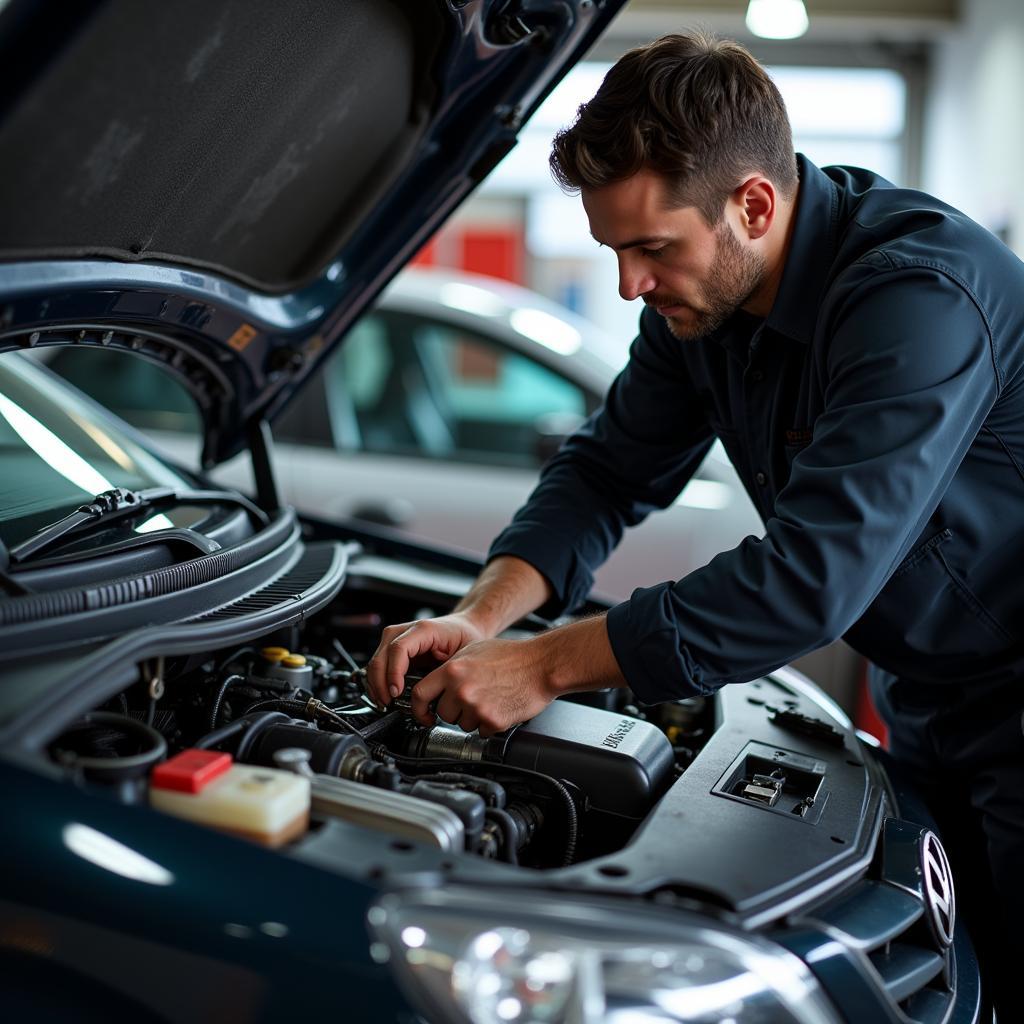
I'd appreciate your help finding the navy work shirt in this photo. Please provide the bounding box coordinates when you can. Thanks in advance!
[488,155,1024,704]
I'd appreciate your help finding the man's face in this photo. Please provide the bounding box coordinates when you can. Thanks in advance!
[582,168,767,340]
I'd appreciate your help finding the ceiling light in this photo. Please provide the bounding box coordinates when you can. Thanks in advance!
[746,0,810,40]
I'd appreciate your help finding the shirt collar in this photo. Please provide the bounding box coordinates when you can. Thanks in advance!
[763,154,840,346]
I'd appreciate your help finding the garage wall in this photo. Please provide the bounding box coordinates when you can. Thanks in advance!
[922,0,1024,254]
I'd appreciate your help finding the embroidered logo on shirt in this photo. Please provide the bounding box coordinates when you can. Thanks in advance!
[785,427,814,446]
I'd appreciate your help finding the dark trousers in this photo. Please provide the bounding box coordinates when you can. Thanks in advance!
[871,667,1024,1020]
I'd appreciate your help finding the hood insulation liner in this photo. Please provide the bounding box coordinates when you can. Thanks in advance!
[0,0,443,290]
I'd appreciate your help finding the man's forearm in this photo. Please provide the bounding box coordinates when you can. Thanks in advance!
[455,558,628,695]
[536,614,628,696]
[454,555,554,637]
[408,610,629,734]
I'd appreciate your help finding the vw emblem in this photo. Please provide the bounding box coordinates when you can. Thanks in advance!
[920,831,956,948]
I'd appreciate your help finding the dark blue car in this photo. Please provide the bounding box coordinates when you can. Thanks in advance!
[0,2,980,1021]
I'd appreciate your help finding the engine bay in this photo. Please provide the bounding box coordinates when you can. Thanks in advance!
[0,530,885,922]
[42,577,712,870]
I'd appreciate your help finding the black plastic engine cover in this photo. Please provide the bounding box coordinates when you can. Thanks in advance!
[502,702,674,819]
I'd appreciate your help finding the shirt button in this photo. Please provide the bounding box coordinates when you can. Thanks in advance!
[755,471,767,486]
[751,370,764,382]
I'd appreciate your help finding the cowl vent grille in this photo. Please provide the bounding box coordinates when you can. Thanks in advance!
[194,545,340,621]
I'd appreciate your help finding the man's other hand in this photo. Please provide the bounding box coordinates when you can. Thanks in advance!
[409,637,557,736]
[366,556,554,709]
[366,612,485,707]
[400,616,627,736]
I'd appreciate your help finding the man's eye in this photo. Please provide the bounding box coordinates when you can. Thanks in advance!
[641,247,664,258]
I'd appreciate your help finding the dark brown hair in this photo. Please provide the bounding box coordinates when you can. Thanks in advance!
[550,32,797,224]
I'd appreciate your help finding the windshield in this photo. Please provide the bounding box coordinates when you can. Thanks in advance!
[0,355,193,548]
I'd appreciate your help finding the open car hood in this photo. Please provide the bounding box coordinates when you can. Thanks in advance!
[0,0,624,466]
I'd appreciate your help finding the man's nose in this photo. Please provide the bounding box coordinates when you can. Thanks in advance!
[617,256,656,302]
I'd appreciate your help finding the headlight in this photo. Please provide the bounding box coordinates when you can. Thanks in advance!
[368,890,840,1024]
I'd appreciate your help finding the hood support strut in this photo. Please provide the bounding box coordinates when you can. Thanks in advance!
[248,418,280,515]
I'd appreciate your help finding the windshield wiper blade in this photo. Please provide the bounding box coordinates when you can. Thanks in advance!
[9,486,269,564]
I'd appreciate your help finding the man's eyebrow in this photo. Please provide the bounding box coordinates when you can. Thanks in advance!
[590,233,671,252]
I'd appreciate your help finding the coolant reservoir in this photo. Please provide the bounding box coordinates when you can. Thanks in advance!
[259,646,314,687]
[150,749,310,847]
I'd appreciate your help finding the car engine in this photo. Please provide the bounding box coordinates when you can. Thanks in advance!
[43,583,712,869]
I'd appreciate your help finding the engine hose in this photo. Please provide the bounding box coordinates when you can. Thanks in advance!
[547,775,578,867]
[209,674,246,731]
[215,645,255,675]
[194,711,292,752]
[484,807,519,866]
[374,752,580,866]
[242,697,363,738]
[359,708,404,743]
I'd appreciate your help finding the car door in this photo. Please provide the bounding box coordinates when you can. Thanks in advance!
[282,308,593,560]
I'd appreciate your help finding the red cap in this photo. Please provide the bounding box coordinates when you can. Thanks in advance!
[151,749,232,794]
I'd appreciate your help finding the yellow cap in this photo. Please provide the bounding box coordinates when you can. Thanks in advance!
[260,646,290,663]
[281,654,307,668]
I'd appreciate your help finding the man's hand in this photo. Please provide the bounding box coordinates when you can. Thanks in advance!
[363,556,628,735]
[366,612,485,706]
[406,615,628,736]
[409,636,558,735]
[366,556,555,708]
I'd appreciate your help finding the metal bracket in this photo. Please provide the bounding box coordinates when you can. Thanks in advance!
[247,418,281,514]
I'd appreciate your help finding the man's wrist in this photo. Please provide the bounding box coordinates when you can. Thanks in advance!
[450,603,501,640]
[453,555,554,639]
[534,614,628,699]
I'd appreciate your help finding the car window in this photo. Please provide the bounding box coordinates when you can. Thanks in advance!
[327,311,589,468]
[45,346,334,452]
[0,355,192,546]
[46,347,201,435]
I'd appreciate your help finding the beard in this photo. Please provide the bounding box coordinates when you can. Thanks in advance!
[653,223,767,341]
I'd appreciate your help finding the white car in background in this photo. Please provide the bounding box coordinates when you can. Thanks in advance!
[47,267,764,601]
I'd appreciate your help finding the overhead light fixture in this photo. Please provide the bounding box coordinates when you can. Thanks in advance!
[745,0,810,40]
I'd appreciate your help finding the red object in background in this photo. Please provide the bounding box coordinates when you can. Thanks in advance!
[410,235,439,268]
[152,749,233,793]
[460,228,524,284]
[854,665,889,748]
[410,224,526,284]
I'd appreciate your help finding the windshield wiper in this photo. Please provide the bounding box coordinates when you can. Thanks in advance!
[9,486,270,565]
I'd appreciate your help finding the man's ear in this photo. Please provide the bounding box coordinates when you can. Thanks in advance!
[733,177,776,240]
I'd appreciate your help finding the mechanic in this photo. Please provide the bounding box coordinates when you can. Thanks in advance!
[368,32,1024,1014]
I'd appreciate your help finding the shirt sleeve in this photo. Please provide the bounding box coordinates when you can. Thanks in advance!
[607,260,1000,703]
[488,306,715,615]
